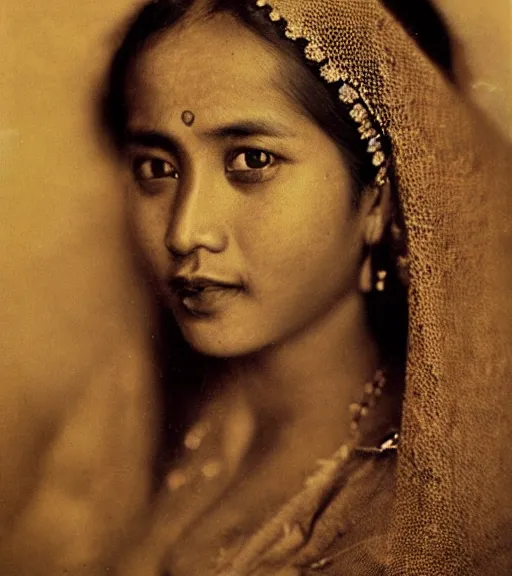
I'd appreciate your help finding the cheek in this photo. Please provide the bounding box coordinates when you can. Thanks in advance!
[127,194,169,272]
[239,174,356,268]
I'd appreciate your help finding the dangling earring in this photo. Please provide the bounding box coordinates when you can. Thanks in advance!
[359,247,388,293]
[375,269,387,292]
[369,237,389,293]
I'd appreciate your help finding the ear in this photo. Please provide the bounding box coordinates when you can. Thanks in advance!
[361,180,392,246]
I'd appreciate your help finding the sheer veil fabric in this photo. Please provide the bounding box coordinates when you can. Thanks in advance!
[242,1,512,574]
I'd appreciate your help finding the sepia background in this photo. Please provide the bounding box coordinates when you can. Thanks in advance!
[0,0,510,572]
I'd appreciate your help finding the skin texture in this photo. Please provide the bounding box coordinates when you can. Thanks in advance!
[124,12,383,360]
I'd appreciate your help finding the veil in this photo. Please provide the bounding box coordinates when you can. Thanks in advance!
[226,1,512,574]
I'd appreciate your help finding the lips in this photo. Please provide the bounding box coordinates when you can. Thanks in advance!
[171,275,241,292]
[170,275,243,315]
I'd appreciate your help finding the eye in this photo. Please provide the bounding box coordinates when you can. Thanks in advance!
[132,157,180,181]
[226,149,279,183]
[227,149,276,172]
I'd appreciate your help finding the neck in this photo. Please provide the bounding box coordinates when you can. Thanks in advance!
[204,292,382,453]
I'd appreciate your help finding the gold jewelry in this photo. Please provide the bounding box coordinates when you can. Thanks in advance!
[165,369,392,493]
[208,368,395,575]
[376,269,387,291]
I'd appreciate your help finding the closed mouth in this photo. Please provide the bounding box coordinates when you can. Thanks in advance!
[168,275,244,317]
[170,276,243,296]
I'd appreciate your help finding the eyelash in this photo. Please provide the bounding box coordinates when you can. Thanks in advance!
[131,157,180,182]
[226,148,280,183]
[130,148,281,186]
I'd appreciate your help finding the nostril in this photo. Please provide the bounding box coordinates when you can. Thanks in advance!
[166,231,228,257]
[164,201,229,256]
[165,231,196,259]
[167,242,188,258]
[167,245,196,262]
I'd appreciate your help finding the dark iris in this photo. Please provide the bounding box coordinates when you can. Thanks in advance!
[150,159,177,178]
[134,158,178,180]
[152,159,173,178]
[244,150,271,169]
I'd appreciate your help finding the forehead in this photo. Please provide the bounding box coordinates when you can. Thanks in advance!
[127,13,301,127]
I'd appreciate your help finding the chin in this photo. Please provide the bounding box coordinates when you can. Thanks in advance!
[178,319,269,359]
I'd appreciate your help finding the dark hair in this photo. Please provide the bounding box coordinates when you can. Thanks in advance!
[101,0,453,474]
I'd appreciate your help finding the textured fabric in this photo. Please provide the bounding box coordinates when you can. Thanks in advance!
[210,452,395,576]
[210,0,512,574]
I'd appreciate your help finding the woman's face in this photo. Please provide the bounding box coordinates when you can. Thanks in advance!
[123,13,369,357]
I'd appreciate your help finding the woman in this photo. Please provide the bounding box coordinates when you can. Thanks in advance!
[102,0,512,574]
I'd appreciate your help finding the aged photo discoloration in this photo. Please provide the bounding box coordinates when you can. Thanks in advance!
[0,1,511,575]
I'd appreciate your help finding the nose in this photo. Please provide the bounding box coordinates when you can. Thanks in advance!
[165,169,229,258]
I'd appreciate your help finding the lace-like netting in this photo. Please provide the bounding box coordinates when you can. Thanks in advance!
[251,1,512,574]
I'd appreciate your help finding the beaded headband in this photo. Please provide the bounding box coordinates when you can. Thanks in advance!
[255,0,389,186]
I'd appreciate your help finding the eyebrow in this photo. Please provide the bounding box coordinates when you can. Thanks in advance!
[206,120,295,139]
[124,130,179,155]
[124,120,295,153]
